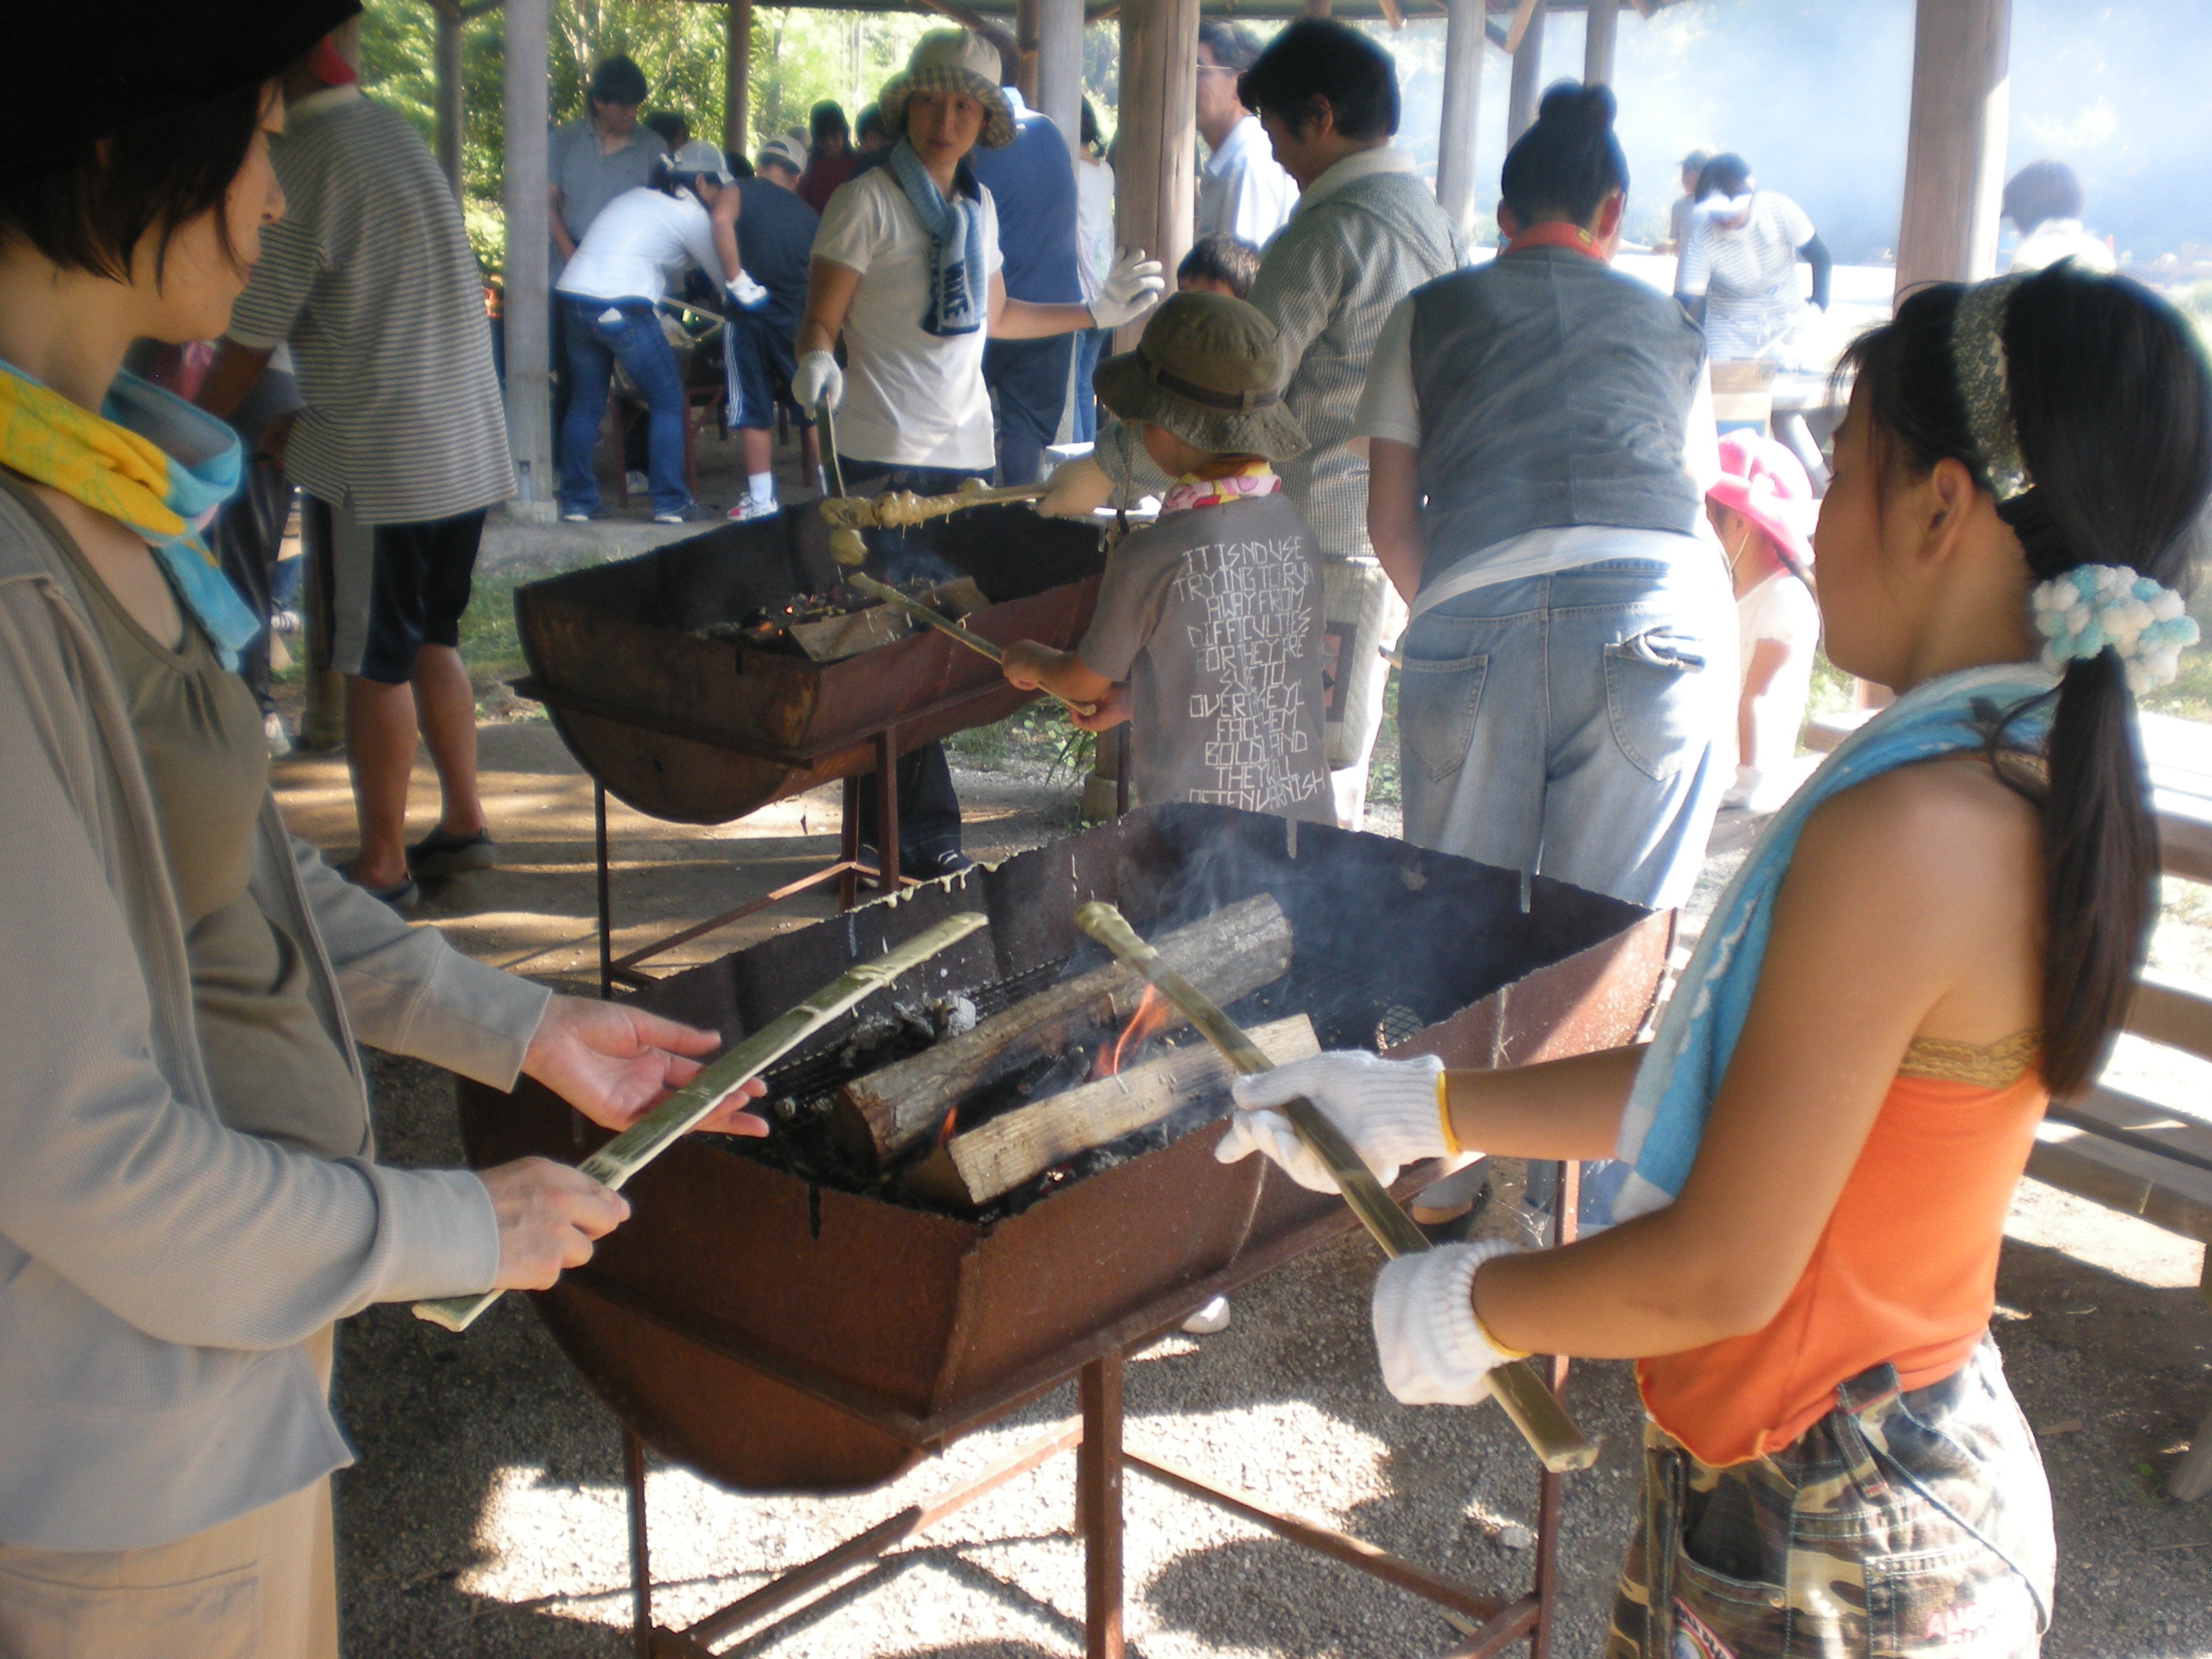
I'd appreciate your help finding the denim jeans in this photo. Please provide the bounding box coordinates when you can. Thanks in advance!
[558,297,689,518]
[982,336,1076,485]
[1397,557,1735,909]
[1070,327,1109,444]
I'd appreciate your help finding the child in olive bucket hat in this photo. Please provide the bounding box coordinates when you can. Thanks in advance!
[1003,292,1333,822]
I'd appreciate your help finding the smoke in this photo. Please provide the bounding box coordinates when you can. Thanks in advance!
[1380,0,2212,268]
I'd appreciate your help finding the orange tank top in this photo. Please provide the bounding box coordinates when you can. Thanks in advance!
[1636,1033,2048,1467]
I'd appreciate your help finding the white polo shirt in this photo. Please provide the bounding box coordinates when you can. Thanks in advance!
[811,168,1005,471]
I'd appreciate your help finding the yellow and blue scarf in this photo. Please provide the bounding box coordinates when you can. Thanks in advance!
[0,361,260,667]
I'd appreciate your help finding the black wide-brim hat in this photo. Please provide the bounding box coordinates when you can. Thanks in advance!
[7,0,362,176]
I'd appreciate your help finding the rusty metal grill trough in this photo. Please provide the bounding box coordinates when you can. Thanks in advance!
[462,802,1665,1467]
[513,505,1111,826]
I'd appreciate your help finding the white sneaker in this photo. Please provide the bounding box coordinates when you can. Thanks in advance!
[561,510,592,523]
[624,469,650,495]
[652,509,691,525]
[727,496,780,523]
[263,711,293,757]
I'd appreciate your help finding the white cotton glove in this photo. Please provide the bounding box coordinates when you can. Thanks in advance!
[728,270,770,311]
[1088,246,1166,329]
[1371,1239,1525,1406]
[793,349,844,415]
[1217,1050,1450,1192]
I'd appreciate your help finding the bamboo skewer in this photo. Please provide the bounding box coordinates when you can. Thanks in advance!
[1073,902,1599,1475]
[848,572,1099,718]
[414,912,990,1334]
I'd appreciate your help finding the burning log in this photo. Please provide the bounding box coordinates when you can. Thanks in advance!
[907,1014,1319,1208]
[831,894,1293,1166]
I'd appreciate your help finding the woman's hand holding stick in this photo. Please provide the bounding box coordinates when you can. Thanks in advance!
[415,912,990,1333]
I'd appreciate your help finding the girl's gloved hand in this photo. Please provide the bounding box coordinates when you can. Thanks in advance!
[793,349,844,415]
[1088,246,1166,329]
[1371,1240,1525,1405]
[1216,1050,1452,1191]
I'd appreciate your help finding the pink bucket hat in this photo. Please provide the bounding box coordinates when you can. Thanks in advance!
[1708,431,1815,577]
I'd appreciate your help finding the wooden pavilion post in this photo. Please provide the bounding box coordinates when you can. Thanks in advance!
[1434,0,1485,239]
[1583,0,1619,86]
[1035,0,1086,145]
[724,0,752,164]
[1015,0,1043,104]
[432,0,464,197]
[1505,0,1547,144]
[500,0,555,521]
[1894,0,2012,297]
[1112,0,1199,349]
[1303,0,1331,17]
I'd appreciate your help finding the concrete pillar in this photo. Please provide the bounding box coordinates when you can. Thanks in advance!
[724,0,752,165]
[501,0,555,521]
[1035,0,1086,149]
[1583,0,1619,87]
[433,1,464,197]
[1894,0,2012,297]
[1506,0,1547,145]
[1434,0,1485,238]
[1113,0,1200,349]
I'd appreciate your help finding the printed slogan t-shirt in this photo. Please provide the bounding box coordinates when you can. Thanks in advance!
[1077,493,1333,823]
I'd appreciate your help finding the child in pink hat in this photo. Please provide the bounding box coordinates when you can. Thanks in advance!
[1707,431,1820,811]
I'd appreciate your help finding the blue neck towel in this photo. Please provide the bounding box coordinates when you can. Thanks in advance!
[1613,660,2062,1222]
[887,138,988,338]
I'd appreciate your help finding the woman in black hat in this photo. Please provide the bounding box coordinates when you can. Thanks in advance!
[0,10,762,1650]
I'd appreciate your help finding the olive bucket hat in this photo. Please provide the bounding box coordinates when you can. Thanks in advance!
[877,30,1016,150]
[1093,292,1309,462]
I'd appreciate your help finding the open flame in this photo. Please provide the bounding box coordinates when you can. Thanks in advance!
[1094,984,1172,1080]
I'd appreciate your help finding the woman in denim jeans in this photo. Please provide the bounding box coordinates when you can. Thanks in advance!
[1228,261,2212,1657]
[1360,84,1731,910]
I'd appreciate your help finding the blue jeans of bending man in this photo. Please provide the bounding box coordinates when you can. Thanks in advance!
[1397,556,1736,911]
[558,297,690,518]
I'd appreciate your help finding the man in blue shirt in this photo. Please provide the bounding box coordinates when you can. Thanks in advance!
[724,140,823,521]
[968,82,1084,484]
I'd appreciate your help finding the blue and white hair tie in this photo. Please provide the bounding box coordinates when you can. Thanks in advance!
[2031,563,2200,693]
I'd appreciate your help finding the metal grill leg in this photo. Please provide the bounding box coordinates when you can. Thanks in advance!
[1530,1159,1581,1659]
[595,784,613,1000]
[839,773,860,911]
[624,1429,652,1659]
[875,727,899,893]
[1079,1355,1125,1659]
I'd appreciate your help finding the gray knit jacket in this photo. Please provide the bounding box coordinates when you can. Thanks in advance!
[0,481,547,1551]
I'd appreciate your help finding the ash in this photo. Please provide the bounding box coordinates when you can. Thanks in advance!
[691,575,945,655]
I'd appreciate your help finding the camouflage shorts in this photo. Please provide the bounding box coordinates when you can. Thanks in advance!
[1606,1339,2054,1658]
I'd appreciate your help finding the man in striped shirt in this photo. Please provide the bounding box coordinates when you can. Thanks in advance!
[202,45,514,909]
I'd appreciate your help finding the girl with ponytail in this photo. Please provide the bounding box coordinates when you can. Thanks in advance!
[1231,258,2212,1658]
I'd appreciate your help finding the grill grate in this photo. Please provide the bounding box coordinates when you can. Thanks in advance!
[758,958,1074,1120]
